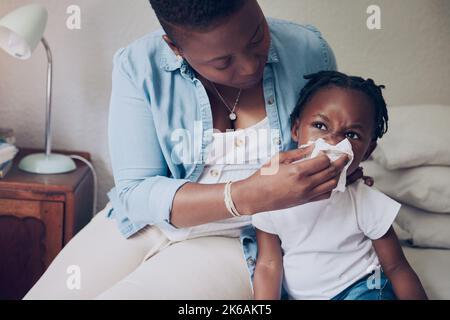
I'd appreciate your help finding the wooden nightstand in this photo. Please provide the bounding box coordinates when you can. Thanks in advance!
[0,148,94,300]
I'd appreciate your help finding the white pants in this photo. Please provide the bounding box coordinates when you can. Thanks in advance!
[23,202,253,300]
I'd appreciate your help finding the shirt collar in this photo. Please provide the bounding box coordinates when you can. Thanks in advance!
[267,39,279,64]
[160,38,279,72]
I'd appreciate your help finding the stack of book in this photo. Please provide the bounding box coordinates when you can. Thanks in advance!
[0,128,19,178]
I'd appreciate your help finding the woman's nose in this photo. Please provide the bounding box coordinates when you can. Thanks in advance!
[238,55,260,77]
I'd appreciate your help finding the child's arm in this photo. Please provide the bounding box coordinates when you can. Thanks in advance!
[253,228,284,300]
[372,226,428,300]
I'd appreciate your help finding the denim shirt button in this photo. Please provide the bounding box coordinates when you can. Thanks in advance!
[267,96,275,105]
[247,257,256,266]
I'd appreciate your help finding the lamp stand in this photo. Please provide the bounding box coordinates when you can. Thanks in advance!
[18,37,76,174]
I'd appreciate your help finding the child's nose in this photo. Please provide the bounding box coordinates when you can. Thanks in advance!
[324,134,344,146]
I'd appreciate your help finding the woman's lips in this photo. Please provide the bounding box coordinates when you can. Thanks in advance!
[236,78,261,88]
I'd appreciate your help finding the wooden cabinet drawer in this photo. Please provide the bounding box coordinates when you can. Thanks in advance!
[0,148,92,299]
[0,198,64,299]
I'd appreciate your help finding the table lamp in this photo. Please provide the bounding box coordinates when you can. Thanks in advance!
[0,4,76,174]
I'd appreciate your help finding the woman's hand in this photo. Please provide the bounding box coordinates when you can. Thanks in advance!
[233,145,350,215]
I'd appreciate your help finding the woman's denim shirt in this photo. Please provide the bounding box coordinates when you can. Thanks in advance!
[106,17,337,285]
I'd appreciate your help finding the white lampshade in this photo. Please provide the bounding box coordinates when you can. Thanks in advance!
[0,4,47,59]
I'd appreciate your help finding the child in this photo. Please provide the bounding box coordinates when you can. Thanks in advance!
[252,71,428,300]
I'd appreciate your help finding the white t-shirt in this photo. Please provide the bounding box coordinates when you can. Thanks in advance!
[252,180,401,300]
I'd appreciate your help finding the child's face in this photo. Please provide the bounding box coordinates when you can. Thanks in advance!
[291,86,377,175]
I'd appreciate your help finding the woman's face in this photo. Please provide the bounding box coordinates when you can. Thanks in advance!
[164,0,270,89]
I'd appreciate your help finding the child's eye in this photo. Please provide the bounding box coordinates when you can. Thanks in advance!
[312,122,327,131]
[346,132,360,140]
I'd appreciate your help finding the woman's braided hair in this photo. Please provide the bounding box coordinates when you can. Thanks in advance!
[290,71,389,139]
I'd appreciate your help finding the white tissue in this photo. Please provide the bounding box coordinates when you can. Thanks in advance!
[295,138,354,192]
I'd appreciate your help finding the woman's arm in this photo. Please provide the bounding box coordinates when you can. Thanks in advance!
[253,228,284,300]
[372,227,428,300]
[171,148,350,227]
[108,48,193,227]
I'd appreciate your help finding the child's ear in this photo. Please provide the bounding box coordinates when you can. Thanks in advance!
[291,119,300,143]
[362,140,377,161]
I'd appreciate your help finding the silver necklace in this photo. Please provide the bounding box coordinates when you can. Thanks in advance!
[209,80,242,121]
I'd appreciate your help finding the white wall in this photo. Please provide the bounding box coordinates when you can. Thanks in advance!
[1,0,449,211]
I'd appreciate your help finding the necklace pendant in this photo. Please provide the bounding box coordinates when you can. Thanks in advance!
[229,112,237,121]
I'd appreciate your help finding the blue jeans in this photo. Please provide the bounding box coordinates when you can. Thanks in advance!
[331,271,397,300]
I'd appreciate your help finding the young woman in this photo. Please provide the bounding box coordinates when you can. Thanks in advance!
[25,0,371,299]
